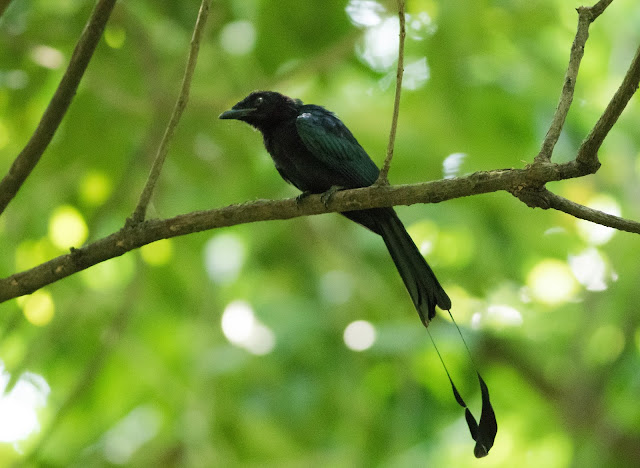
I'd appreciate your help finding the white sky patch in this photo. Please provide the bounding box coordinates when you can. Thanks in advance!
[402,57,430,90]
[0,363,50,447]
[346,0,385,27]
[443,153,467,179]
[358,16,399,71]
[343,320,376,351]
[221,301,276,355]
[219,20,256,56]
[204,234,246,284]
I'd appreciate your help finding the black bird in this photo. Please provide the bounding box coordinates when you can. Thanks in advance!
[219,91,451,327]
[220,91,496,457]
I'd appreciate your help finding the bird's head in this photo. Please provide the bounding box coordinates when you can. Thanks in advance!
[219,91,301,130]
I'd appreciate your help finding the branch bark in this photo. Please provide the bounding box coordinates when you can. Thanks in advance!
[0,0,117,215]
[0,158,627,305]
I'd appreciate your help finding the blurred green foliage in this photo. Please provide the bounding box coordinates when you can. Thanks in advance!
[1,0,639,466]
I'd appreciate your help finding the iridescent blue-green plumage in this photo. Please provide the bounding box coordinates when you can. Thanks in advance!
[220,92,497,458]
[220,91,451,325]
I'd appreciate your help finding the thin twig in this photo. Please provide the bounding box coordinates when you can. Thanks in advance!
[0,0,117,216]
[377,0,406,185]
[128,0,212,225]
[576,43,640,167]
[534,0,614,163]
[544,189,640,234]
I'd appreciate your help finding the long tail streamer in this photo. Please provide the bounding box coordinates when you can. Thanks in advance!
[426,310,497,458]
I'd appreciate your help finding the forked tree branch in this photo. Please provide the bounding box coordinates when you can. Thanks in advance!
[0,0,117,215]
[2,157,639,304]
[0,0,638,305]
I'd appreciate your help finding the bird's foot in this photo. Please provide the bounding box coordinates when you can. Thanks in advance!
[295,191,313,205]
[320,185,344,208]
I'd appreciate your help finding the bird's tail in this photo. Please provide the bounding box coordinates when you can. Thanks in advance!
[377,211,451,326]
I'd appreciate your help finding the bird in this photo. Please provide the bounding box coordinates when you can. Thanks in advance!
[220,91,497,457]
[219,91,451,327]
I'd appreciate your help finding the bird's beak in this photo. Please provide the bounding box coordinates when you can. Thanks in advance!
[218,108,256,120]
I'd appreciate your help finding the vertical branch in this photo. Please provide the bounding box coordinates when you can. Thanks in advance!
[377,0,406,185]
[0,0,117,216]
[128,0,212,225]
[534,0,615,163]
[576,44,640,167]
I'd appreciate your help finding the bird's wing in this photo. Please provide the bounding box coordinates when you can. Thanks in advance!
[295,106,380,187]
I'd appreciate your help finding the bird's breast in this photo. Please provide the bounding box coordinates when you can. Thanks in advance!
[263,123,339,193]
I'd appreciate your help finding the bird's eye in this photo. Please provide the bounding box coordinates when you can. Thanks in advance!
[255,96,264,106]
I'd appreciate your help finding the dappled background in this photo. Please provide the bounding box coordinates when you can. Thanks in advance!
[1,0,640,466]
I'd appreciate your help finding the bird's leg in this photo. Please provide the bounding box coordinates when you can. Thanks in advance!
[319,185,344,208]
[295,191,314,204]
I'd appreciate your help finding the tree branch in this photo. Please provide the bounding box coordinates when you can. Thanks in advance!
[576,43,640,167]
[0,158,616,305]
[0,0,117,216]
[377,0,406,185]
[128,0,212,225]
[544,189,640,234]
[535,0,614,163]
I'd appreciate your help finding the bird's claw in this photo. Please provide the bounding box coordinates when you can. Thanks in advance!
[319,185,343,208]
[295,191,313,205]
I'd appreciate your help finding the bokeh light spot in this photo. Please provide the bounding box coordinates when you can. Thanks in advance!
[344,320,376,351]
[568,247,610,291]
[0,362,50,445]
[221,301,255,344]
[30,45,64,69]
[105,25,126,49]
[575,194,620,245]
[358,16,399,71]
[221,301,276,355]
[204,234,246,284]
[140,239,173,266]
[486,304,523,328]
[443,152,467,179]
[219,20,256,56]
[584,325,625,366]
[21,290,55,326]
[407,220,439,256]
[319,270,353,304]
[346,0,385,27]
[48,205,88,250]
[79,171,112,206]
[527,259,578,305]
